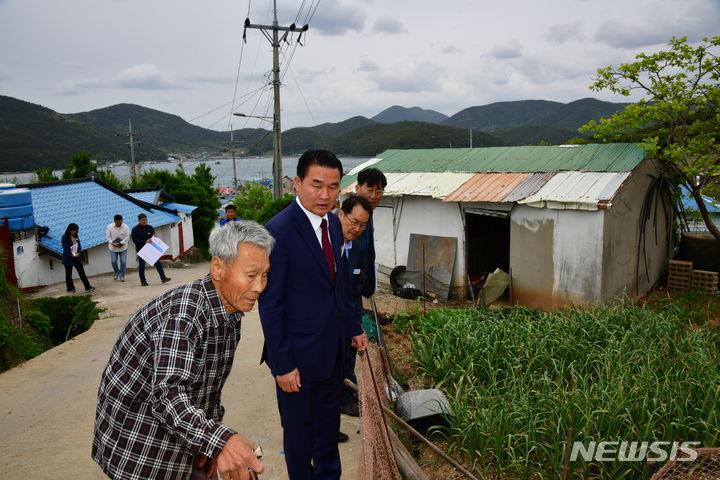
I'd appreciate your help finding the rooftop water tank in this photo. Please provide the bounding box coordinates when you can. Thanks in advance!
[0,185,35,231]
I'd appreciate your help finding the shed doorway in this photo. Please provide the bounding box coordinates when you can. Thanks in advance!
[465,211,510,292]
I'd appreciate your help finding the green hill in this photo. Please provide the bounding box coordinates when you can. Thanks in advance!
[325,121,503,157]
[372,106,448,124]
[0,96,166,172]
[68,103,267,154]
[496,124,579,146]
[444,98,629,133]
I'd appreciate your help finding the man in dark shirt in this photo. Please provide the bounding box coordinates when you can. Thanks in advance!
[130,213,171,286]
[92,221,272,480]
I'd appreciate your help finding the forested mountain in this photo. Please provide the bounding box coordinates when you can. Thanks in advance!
[372,106,448,124]
[444,98,629,132]
[0,95,629,172]
[68,103,268,154]
[0,96,166,171]
[325,121,503,156]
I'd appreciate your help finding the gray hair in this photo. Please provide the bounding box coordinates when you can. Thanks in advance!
[209,221,274,262]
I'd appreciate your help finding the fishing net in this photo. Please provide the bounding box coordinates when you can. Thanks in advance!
[356,342,402,480]
[651,448,720,479]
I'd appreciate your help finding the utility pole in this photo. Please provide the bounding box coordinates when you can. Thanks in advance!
[230,126,237,193]
[117,119,142,181]
[469,129,473,148]
[244,1,309,199]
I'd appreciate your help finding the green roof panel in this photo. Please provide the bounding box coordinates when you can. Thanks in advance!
[381,143,645,173]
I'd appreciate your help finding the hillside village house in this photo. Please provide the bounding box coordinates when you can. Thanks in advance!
[5,177,196,289]
[342,143,671,310]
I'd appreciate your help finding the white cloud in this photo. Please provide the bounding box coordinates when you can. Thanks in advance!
[0,63,9,82]
[442,46,462,55]
[372,17,406,34]
[545,22,583,45]
[307,1,366,35]
[594,1,720,48]
[487,40,523,59]
[358,58,380,72]
[117,64,177,90]
[371,63,444,93]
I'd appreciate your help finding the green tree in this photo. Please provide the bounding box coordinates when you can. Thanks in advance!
[580,36,720,240]
[132,164,220,257]
[255,194,294,224]
[233,181,272,221]
[62,151,96,179]
[34,167,58,182]
[96,169,125,189]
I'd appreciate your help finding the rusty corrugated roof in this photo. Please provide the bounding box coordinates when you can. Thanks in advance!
[443,173,530,203]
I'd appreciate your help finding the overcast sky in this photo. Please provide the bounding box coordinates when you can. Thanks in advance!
[1,0,718,132]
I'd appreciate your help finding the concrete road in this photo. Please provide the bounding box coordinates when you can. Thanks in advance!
[0,262,360,479]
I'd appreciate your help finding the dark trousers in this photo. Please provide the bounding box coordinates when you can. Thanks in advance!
[341,344,358,405]
[276,348,343,480]
[64,262,91,292]
[138,257,166,283]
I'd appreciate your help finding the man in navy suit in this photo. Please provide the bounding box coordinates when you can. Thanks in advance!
[259,150,368,480]
[339,168,387,417]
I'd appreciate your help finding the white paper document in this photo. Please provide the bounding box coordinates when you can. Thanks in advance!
[138,237,169,266]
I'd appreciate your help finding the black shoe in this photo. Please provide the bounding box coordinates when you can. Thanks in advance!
[161,277,171,284]
[141,281,149,286]
[340,401,360,417]
[85,287,95,292]
[338,432,349,443]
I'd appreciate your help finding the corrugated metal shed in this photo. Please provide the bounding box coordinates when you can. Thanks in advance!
[518,171,632,211]
[444,173,530,203]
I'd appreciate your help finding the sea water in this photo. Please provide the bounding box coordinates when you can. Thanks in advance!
[2,156,373,188]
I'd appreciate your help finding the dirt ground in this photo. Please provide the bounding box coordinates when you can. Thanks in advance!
[0,262,361,480]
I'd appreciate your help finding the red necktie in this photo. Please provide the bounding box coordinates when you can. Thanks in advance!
[320,218,335,283]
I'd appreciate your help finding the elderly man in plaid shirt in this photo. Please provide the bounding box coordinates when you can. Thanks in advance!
[92,222,272,480]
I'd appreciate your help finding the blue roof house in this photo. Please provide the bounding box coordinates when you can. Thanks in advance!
[12,177,196,289]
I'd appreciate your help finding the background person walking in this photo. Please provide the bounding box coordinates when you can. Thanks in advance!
[130,213,171,286]
[61,222,94,293]
[106,214,130,282]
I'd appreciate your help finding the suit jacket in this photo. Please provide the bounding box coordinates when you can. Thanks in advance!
[351,217,375,300]
[259,200,362,382]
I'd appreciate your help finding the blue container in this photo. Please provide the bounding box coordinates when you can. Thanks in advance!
[0,186,35,231]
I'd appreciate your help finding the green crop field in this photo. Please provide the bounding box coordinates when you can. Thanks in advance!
[395,295,720,479]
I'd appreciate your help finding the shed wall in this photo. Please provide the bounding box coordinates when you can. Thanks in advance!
[510,205,605,309]
[601,158,669,299]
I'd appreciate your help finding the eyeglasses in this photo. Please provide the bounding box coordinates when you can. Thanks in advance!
[343,214,368,230]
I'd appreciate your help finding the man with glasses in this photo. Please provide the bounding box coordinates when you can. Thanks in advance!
[338,168,387,418]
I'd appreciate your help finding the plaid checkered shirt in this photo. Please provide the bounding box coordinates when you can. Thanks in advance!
[92,275,242,480]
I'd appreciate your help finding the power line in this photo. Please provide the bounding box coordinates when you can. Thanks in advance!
[243,0,310,199]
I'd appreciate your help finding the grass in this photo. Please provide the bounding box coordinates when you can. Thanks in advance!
[395,293,720,479]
